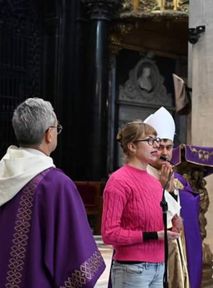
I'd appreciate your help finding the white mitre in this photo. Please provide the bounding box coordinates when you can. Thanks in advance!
[144,106,175,141]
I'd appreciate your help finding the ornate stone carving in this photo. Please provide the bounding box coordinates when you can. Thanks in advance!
[119,0,188,14]
[121,0,157,13]
[119,55,172,106]
[109,22,137,54]
[81,0,121,20]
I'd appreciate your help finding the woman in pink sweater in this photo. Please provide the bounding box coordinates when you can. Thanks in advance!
[101,120,180,288]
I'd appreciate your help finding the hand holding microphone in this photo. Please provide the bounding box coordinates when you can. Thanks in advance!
[159,156,174,190]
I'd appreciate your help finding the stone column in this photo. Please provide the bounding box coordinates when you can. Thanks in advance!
[107,53,117,174]
[81,0,119,180]
[189,0,213,285]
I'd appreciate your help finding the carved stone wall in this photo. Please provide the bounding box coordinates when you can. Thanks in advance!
[119,56,172,106]
[115,52,176,167]
[120,0,188,13]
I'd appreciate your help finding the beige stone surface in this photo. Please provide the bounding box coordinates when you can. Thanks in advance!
[205,175,213,252]
[189,2,213,285]
[189,0,213,253]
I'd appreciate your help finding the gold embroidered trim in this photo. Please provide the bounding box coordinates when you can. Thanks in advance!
[173,178,184,190]
[189,146,213,161]
[60,251,103,288]
[5,170,50,288]
[5,184,35,288]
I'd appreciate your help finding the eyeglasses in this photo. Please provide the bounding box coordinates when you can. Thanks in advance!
[134,137,161,146]
[127,120,143,125]
[48,123,63,135]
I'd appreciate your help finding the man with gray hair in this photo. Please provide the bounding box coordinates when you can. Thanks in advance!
[0,98,105,288]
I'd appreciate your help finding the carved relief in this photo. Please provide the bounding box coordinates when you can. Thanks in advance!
[109,23,137,54]
[120,0,188,14]
[119,55,172,106]
[121,0,157,13]
[82,0,121,20]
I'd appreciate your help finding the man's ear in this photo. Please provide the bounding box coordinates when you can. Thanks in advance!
[45,128,52,144]
[127,142,137,153]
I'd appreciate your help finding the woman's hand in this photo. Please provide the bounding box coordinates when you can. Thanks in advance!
[157,230,180,241]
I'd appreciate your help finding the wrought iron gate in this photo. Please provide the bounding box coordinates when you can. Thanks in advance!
[0,0,42,157]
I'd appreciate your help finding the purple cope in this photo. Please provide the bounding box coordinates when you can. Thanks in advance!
[0,168,105,288]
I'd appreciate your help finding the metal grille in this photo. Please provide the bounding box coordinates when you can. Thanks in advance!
[0,0,42,157]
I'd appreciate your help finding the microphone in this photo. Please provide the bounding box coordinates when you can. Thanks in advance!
[159,155,174,187]
[159,155,167,161]
[159,156,174,166]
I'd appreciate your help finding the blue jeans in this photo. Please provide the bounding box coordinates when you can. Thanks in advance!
[111,261,164,288]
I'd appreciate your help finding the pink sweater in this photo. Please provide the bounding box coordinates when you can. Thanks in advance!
[102,164,164,262]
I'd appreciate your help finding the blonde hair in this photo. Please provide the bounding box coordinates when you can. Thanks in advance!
[117,120,157,155]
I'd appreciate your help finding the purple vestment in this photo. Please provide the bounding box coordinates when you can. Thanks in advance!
[172,144,213,288]
[175,172,202,288]
[0,168,105,288]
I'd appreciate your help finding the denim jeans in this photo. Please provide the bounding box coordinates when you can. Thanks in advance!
[111,261,164,288]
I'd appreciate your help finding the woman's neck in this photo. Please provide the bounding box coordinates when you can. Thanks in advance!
[127,159,147,170]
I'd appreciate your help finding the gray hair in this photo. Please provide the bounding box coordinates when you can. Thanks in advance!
[12,97,57,145]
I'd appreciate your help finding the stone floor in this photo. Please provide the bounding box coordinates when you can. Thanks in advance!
[94,235,213,288]
[95,236,113,288]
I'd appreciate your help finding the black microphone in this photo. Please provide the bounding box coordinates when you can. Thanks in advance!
[159,155,167,161]
[159,156,174,166]
[159,155,174,188]
[159,154,170,288]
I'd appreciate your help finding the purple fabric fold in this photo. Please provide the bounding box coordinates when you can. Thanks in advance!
[0,168,105,288]
[172,144,213,177]
[175,172,202,288]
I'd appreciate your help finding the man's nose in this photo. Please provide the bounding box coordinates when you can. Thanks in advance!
[160,147,169,155]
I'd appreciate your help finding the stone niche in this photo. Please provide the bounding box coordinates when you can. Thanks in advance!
[119,55,172,107]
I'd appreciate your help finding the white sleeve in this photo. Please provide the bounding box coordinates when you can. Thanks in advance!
[164,190,181,228]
